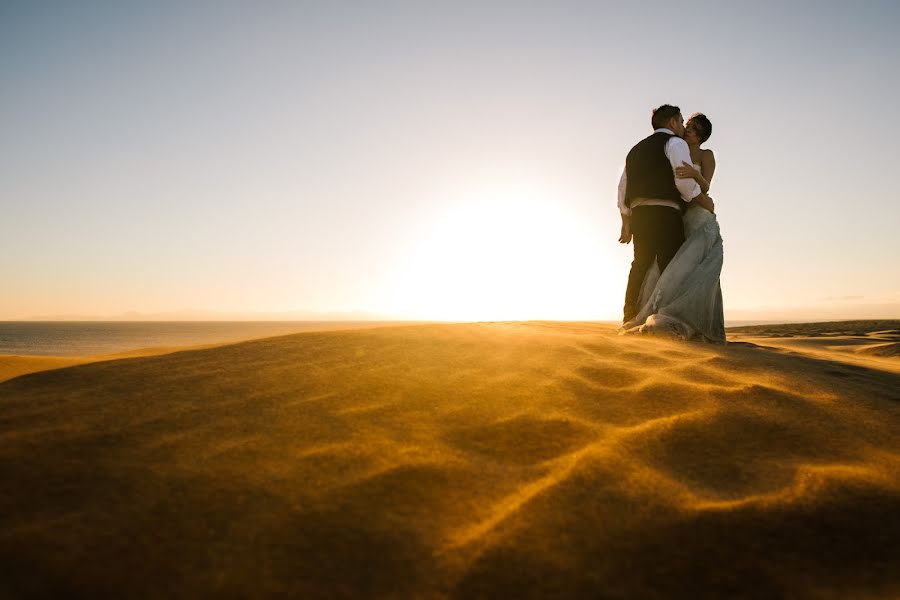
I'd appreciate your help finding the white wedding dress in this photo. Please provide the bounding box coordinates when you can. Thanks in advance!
[621,165,726,344]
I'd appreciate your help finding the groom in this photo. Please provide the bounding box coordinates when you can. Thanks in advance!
[618,104,714,324]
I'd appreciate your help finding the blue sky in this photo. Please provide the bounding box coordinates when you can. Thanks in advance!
[2,1,898,320]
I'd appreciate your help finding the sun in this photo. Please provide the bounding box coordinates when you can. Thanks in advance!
[379,182,616,321]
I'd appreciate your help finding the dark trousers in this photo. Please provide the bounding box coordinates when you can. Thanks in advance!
[623,205,685,322]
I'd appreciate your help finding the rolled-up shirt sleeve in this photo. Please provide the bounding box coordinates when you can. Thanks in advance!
[617,167,630,216]
[665,137,700,203]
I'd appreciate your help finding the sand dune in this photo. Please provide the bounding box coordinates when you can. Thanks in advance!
[0,345,215,384]
[0,321,430,383]
[862,342,900,358]
[0,322,898,598]
[729,320,900,375]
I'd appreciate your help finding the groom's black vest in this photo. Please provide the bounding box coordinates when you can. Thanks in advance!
[624,132,687,211]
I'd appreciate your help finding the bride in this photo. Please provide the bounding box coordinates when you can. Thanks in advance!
[621,113,726,344]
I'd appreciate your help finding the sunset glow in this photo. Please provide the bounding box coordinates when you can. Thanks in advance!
[378,182,613,321]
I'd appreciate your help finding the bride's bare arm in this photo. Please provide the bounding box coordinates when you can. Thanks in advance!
[675,150,716,193]
[676,162,710,192]
[701,150,716,187]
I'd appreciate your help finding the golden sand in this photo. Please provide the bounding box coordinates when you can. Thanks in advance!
[0,346,210,384]
[0,321,898,598]
[729,322,900,375]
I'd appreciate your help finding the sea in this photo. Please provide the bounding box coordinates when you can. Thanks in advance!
[0,321,412,357]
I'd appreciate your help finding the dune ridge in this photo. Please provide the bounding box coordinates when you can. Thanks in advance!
[0,345,218,384]
[0,321,898,598]
[729,320,900,375]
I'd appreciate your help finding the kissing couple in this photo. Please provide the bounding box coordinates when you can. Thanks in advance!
[617,104,725,344]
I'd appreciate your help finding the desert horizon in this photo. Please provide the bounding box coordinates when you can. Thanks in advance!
[3,317,899,383]
[5,293,899,325]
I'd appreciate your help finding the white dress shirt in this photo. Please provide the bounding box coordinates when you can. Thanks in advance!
[617,128,701,216]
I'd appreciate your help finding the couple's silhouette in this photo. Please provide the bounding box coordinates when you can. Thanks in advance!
[617,104,725,343]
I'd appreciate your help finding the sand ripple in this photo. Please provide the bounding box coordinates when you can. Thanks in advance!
[1,321,898,598]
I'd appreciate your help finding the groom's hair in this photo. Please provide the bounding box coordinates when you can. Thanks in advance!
[689,112,712,143]
[651,104,681,130]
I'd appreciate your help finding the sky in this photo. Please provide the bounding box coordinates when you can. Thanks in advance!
[2,0,899,321]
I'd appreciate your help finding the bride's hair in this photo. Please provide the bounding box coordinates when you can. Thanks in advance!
[689,113,712,143]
